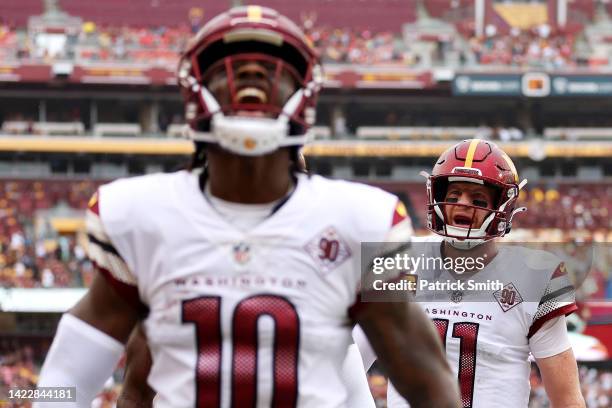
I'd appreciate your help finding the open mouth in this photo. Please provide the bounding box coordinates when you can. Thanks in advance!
[235,87,268,104]
[452,214,473,227]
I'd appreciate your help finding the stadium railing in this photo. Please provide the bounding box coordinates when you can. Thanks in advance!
[544,127,612,141]
[93,123,142,137]
[1,121,86,136]
[356,126,484,140]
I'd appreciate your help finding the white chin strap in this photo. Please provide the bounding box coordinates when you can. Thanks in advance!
[446,235,487,250]
[435,206,491,250]
[188,87,311,156]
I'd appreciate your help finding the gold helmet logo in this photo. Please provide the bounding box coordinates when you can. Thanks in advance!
[244,138,257,150]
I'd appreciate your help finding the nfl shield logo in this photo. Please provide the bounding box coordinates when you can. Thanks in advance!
[233,242,251,264]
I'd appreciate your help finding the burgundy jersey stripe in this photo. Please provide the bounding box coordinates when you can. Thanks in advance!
[95,262,148,316]
[528,303,578,338]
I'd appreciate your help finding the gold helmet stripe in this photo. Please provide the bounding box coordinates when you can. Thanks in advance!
[464,138,481,168]
[247,5,263,22]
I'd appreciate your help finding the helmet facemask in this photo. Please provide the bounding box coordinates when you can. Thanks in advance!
[202,55,302,121]
[422,140,528,250]
[178,19,322,156]
[424,172,526,250]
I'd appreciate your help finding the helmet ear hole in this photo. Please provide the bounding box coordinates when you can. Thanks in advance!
[432,178,449,203]
[289,121,305,136]
[485,184,503,208]
[194,118,211,133]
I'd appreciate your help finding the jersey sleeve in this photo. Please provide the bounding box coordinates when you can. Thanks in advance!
[352,325,377,371]
[348,199,414,320]
[342,343,376,408]
[86,191,147,314]
[527,262,578,338]
[528,316,572,359]
[386,200,415,242]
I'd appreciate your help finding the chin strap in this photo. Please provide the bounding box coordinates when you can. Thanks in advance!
[188,84,312,156]
[503,178,528,234]
[447,237,486,251]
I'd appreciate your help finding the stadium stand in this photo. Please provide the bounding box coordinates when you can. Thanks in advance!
[0,3,610,407]
[469,26,575,68]
[1,121,84,136]
[3,0,611,69]
[570,0,596,23]
[372,181,612,234]
[356,126,492,140]
[0,178,608,291]
[0,0,43,26]
[544,128,612,141]
[59,0,226,28]
[251,0,416,32]
[7,0,417,33]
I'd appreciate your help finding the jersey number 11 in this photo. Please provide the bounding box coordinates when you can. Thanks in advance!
[433,319,480,408]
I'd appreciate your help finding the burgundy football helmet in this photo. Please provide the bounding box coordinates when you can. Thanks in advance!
[177,5,322,156]
[422,139,527,248]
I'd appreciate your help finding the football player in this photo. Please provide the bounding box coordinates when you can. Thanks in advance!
[115,151,377,408]
[114,153,377,408]
[355,139,585,408]
[34,6,459,408]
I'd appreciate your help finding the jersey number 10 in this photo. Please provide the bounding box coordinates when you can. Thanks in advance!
[182,295,299,407]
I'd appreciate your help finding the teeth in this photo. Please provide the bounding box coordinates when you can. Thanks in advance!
[236,88,267,104]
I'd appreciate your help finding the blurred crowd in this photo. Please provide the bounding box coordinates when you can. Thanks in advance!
[80,24,408,65]
[305,26,407,65]
[0,180,610,296]
[0,16,589,68]
[0,345,121,408]
[0,180,98,289]
[0,230,95,289]
[470,25,576,69]
[1,346,609,408]
[0,20,408,66]
[75,25,191,65]
[0,180,612,299]
[518,184,612,231]
[0,346,37,401]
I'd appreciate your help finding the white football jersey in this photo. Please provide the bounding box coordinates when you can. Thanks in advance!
[86,170,411,408]
[386,237,577,408]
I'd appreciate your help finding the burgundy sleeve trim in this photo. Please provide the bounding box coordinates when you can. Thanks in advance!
[95,263,149,317]
[527,303,578,339]
[391,200,408,227]
[88,191,100,215]
[551,262,567,279]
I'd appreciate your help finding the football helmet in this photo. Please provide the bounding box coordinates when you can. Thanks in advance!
[421,139,527,249]
[178,5,322,156]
